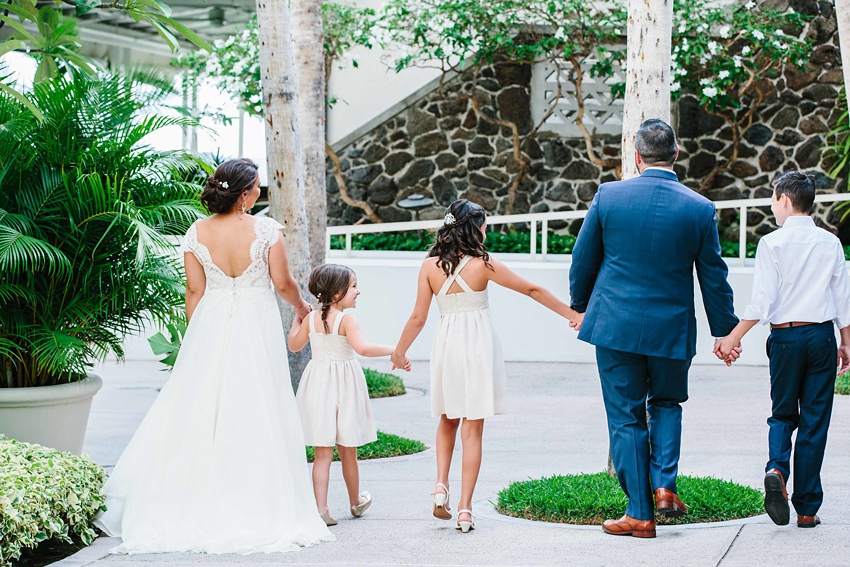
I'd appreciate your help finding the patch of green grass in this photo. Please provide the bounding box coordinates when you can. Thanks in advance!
[496,472,764,525]
[837,371,850,395]
[306,430,426,462]
[364,367,406,398]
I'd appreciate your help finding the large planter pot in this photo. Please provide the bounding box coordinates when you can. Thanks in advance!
[0,373,103,454]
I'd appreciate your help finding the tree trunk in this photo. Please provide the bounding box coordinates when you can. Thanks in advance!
[255,0,312,390]
[837,0,850,100]
[620,0,674,179]
[291,0,327,268]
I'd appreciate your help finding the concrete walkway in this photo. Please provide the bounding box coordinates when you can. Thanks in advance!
[61,359,850,566]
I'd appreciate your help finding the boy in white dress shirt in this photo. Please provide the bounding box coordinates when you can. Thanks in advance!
[717,170,850,528]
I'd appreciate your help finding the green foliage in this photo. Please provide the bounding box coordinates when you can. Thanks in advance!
[497,472,764,525]
[0,436,106,567]
[147,322,188,368]
[174,3,376,116]
[671,0,811,110]
[305,430,426,462]
[364,368,406,398]
[836,371,850,396]
[0,74,209,388]
[1,0,209,99]
[719,241,758,259]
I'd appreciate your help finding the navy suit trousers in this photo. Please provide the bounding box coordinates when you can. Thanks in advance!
[596,347,691,520]
[766,322,836,516]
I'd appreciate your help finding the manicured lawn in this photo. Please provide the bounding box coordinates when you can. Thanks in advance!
[306,430,426,462]
[497,472,764,525]
[364,368,406,398]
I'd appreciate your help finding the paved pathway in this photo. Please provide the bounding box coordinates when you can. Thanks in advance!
[58,359,850,566]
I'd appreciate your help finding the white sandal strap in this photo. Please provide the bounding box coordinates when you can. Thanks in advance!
[457,509,473,516]
[433,482,449,495]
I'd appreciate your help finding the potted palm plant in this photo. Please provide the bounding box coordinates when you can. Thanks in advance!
[0,72,207,454]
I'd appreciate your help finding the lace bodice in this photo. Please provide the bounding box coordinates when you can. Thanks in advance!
[308,312,356,362]
[435,256,489,315]
[181,217,284,291]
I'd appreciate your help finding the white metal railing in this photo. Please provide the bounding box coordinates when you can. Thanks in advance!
[326,193,850,264]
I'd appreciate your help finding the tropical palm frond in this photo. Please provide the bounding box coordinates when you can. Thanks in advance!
[0,72,210,388]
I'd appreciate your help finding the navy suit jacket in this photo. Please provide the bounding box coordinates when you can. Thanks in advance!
[569,169,738,360]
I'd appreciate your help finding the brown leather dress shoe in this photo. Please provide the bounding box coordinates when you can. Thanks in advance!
[797,515,821,528]
[764,469,790,526]
[601,515,656,538]
[654,488,689,518]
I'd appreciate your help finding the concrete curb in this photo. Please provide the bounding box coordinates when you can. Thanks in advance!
[474,498,772,531]
[49,536,119,566]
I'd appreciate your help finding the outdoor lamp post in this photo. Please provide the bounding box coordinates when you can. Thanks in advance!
[397,193,434,221]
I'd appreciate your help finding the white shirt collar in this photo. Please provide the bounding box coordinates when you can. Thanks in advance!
[642,166,675,173]
[780,215,815,228]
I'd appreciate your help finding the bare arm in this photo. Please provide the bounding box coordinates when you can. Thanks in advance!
[390,263,433,369]
[839,325,850,375]
[268,231,311,320]
[184,252,206,322]
[288,312,311,352]
[340,314,395,358]
[488,258,582,327]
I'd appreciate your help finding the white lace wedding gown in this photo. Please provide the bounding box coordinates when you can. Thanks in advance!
[94,217,334,554]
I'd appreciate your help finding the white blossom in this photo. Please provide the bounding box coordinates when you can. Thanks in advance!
[702,86,718,98]
[745,1,756,8]
[671,81,681,92]
[700,78,711,85]
[707,40,719,54]
[734,55,743,68]
[718,70,730,79]
[742,45,752,55]
[719,26,731,39]
[752,29,765,40]
[678,24,686,33]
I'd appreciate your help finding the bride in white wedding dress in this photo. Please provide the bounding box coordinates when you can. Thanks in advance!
[95,159,334,554]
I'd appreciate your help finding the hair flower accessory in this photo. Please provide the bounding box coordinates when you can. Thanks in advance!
[443,212,456,226]
[221,181,229,189]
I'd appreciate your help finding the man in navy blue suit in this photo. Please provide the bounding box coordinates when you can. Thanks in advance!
[569,119,741,538]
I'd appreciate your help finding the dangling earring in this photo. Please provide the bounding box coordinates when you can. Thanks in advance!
[241,199,247,214]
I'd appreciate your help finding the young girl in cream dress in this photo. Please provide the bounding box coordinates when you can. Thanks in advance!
[391,199,582,533]
[289,264,410,526]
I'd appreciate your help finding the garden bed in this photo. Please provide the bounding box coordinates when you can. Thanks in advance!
[364,368,406,398]
[306,430,426,462]
[837,371,850,395]
[496,472,763,525]
[0,437,105,567]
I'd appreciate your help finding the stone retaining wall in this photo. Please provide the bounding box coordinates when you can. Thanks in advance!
[326,0,845,241]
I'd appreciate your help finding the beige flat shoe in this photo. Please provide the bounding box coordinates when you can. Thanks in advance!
[432,482,452,520]
[320,513,337,526]
[351,491,372,517]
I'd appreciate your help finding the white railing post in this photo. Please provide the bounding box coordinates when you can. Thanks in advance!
[345,232,352,258]
[739,205,747,266]
[541,219,549,261]
[530,219,537,258]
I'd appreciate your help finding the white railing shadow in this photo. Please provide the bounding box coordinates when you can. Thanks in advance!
[327,194,850,264]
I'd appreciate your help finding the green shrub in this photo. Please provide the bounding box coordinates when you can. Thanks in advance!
[364,368,406,398]
[306,430,426,462]
[837,371,850,395]
[332,230,850,259]
[0,437,105,567]
[497,472,764,525]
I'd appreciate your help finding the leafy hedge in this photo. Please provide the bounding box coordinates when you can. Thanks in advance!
[332,231,850,260]
[364,368,406,398]
[0,437,105,567]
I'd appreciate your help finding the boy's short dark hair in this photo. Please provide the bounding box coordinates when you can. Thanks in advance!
[773,170,815,213]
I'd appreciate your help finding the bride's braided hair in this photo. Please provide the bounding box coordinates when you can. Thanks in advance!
[428,199,492,277]
[308,264,355,333]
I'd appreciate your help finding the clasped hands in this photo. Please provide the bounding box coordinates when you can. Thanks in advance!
[713,336,743,367]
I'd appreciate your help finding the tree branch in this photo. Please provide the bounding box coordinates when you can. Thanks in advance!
[326,141,382,223]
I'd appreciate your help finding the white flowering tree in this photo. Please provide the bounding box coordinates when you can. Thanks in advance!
[670,0,811,192]
[176,3,380,224]
[379,0,627,211]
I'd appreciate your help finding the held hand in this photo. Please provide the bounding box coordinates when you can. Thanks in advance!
[838,343,850,376]
[714,337,742,367]
[295,299,312,322]
[390,349,409,372]
[569,312,584,332]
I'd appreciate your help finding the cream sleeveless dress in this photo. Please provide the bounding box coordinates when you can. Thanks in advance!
[296,312,377,447]
[94,217,334,554]
[430,255,507,419]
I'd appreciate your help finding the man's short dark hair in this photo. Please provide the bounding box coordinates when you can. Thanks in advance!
[773,170,815,213]
[635,119,678,165]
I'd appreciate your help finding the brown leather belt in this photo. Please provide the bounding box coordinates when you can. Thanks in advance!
[770,321,828,330]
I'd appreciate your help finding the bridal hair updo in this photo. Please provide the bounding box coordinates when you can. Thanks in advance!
[308,263,355,333]
[428,199,492,278]
[200,158,259,214]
